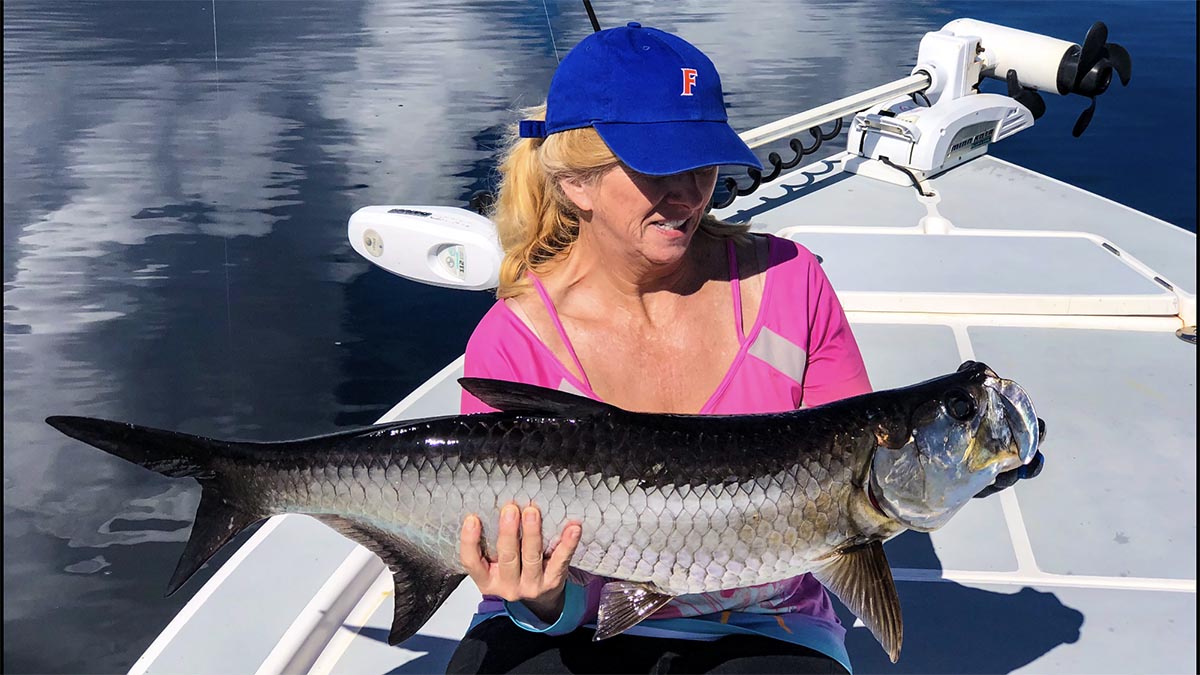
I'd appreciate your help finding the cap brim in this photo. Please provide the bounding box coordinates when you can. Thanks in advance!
[594,120,763,176]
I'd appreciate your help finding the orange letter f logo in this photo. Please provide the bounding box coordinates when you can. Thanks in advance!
[681,68,698,96]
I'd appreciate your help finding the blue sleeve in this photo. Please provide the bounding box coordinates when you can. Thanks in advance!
[501,581,588,636]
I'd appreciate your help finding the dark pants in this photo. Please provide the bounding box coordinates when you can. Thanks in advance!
[445,616,849,674]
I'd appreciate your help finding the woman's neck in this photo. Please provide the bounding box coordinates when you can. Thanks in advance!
[543,228,722,322]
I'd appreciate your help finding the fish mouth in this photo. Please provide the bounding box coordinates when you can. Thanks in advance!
[870,371,1042,532]
[986,377,1040,466]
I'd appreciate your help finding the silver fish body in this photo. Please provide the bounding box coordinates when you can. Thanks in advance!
[46,360,1041,662]
[252,409,886,595]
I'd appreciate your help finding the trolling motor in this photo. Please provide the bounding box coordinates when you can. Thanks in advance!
[846,19,1132,186]
[347,205,502,290]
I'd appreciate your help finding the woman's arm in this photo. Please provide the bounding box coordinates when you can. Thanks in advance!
[800,254,873,406]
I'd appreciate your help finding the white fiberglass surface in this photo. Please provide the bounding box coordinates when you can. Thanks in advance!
[933,158,1197,295]
[839,581,1195,674]
[788,232,1176,316]
[134,516,359,675]
[840,320,1196,673]
[967,326,1196,581]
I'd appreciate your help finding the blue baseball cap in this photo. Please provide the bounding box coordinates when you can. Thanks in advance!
[519,22,762,177]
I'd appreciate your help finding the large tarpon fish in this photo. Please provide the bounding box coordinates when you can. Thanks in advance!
[46,360,1042,662]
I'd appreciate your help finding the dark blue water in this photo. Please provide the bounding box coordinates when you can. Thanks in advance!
[3,1,1194,673]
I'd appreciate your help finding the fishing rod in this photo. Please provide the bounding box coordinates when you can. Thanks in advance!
[583,0,601,32]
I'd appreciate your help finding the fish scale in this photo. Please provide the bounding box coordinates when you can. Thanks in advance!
[241,412,867,596]
[44,361,1042,663]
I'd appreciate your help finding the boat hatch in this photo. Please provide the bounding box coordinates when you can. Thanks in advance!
[779,231,1178,316]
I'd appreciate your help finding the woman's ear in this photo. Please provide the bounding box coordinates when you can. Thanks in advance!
[558,176,594,213]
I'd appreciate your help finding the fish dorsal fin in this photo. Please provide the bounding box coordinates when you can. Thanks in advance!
[315,517,464,646]
[458,377,617,417]
[810,540,903,663]
[594,581,675,640]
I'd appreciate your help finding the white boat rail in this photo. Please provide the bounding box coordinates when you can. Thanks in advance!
[737,73,930,149]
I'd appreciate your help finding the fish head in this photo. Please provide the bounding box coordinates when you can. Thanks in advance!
[869,361,1040,532]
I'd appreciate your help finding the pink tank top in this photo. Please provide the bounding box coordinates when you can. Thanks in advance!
[459,233,871,640]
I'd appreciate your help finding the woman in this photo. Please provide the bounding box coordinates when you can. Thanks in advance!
[445,23,868,674]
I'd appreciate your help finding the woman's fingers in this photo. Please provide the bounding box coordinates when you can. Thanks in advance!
[458,505,581,601]
[458,515,488,584]
[519,507,545,589]
[495,503,522,586]
[544,523,582,587]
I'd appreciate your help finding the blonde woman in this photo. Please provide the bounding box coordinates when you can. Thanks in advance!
[448,22,870,674]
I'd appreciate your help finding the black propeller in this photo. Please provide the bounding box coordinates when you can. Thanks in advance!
[1006,69,1046,119]
[1071,99,1096,138]
[1057,22,1133,137]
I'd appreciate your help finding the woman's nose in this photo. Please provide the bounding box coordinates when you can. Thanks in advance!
[662,171,706,207]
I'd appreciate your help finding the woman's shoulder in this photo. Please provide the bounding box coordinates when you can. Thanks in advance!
[755,232,841,327]
[720,231,819,285]
[464,296,569,387]
[466,298,533,355]
[758,232,821,271]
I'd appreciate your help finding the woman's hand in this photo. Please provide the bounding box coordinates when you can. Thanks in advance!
[459,504,582,623]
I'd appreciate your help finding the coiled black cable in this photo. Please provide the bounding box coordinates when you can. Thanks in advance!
[710,117,844,209]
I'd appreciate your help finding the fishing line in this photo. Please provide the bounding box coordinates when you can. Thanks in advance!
[540,0,560,63]
[212,0,235,393]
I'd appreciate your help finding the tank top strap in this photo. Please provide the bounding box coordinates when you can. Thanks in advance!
[727,238,745,343]
[526,273,594,391]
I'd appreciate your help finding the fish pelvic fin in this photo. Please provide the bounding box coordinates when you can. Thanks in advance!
[594,581,675,641]
[458,378,618,417]
[45,416,267,595]
[811,540,904,663]
[315,517,465,646]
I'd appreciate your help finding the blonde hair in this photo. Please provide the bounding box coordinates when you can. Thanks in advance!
[489,104,750,298]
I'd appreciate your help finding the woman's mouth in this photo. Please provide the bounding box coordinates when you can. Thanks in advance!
[650,218,688,232]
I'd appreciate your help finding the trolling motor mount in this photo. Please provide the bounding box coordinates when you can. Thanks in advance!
[847,19,1132,187]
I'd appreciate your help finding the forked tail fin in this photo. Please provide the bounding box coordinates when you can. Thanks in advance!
[45,415,266,595]
[46,414,470,646]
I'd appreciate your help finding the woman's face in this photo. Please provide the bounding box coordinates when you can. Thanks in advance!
[561,163,719,267]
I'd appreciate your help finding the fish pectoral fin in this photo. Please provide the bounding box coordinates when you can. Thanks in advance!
[811,540,903,663]
[458,377,619,417]
[594,581,674,641]
[315,517,465,646]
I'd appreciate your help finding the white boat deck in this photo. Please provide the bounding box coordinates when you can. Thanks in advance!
[131,153,1196,675]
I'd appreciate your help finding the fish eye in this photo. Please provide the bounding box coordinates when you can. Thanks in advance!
[943,388,977,421]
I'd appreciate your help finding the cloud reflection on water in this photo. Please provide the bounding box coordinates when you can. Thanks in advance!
[9,65,300,333]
